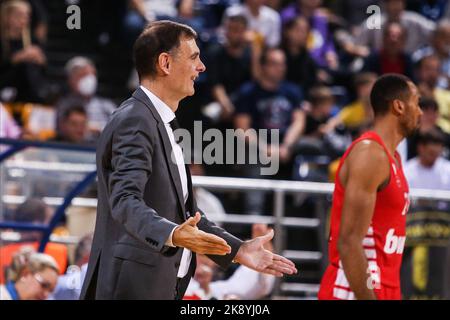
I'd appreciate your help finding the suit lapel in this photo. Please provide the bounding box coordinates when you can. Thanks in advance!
[132,88,187,220]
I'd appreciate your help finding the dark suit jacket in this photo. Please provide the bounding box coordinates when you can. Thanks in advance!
[80,88,242,300]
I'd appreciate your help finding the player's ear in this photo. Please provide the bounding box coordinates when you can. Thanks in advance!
[392,99,406,116]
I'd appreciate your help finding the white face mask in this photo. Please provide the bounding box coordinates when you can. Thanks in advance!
[77,74,97,96]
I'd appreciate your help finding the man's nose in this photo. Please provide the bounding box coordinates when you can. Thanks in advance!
[198,59,206,73]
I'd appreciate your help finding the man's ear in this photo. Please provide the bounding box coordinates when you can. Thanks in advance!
[392,99,406,116]
[157,52,171,76]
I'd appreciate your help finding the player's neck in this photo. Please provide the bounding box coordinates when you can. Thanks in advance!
[372,121,404,156]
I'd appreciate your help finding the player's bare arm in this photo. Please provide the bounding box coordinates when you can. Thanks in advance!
[337,140,390,300]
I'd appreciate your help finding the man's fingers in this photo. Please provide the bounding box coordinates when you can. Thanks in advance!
[261,267,283,277]
[270,260,297,274]
[273,254,296,268]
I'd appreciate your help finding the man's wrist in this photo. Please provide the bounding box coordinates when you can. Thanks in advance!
[165,225,178,247]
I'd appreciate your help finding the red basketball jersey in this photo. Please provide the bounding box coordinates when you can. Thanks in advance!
[318,131,410,300]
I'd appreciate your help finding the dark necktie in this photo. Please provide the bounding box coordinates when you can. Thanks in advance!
[169,118,181,144]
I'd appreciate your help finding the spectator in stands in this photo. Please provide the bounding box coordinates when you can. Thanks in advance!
[184,224,276,300]
[53,106,90,145]
[355,0,435,55]
[234,48,303,213]
[121,0,198,48]
[407,97,450,159]
[206,14,257,122]
[412,19,450,89]
[0,247,59,300]
[405,127,450,190]
[0,0,48,103]
[50,234,93,300]
[13,197,52,241]
[234,48,304,168]
[328,72,377,132]
[0,103,21,139]
[56,57,116,140]
[415,54,450,133]
[280,0,338,69]
[362,21,414,79]
[0,198,68,284]
[224,0,281,48]
[281,16,318,95]
[297,85,336,139]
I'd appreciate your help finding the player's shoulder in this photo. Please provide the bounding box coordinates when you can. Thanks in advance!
[347,139,390,169]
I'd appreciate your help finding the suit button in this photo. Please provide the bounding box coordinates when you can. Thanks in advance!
[175,262,180,268]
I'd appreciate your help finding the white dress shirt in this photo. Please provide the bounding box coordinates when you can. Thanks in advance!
[140,85,191,278]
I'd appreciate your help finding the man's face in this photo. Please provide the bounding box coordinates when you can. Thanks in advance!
[418,142,443,167]
[8,5,30,32]
[168,38,206,99]
[383,24,406,53]
[69,65,97,96]
[286,18,309,48]
[433,27,450,55]
[419,57,441,87]
[225,20,247,48]
[262,50,286,84]
[60,112,87,143]
[400,82,423,137]
[420,107,439,128]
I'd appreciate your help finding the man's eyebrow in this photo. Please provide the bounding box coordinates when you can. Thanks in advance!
[190,52,200,59]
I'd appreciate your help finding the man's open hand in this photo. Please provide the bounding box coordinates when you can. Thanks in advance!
[172,212,232,255]
[234,229,298,277]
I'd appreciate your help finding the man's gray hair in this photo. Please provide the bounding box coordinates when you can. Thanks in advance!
[65,56,95,76]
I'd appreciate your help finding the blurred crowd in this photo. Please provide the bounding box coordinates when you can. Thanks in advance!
[1,0,450,300]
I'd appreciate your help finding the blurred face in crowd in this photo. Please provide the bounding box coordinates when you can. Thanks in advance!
[60,111,87,143]
[17,267,58,300]
[383,23,406,54]
[285,17,309,49]
[420,106,439,129]
[262,49,286,84]
[167,37,206,99]
[418,56,441,88]
[6,2,30,36]
[433,24,450,56]
[69,64,98,98]
[418,141,443,167]
[225,19,247,48]
[399,82,422,137]
[384,0,405,20]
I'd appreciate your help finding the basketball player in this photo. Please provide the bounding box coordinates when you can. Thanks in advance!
[318,74,422,300]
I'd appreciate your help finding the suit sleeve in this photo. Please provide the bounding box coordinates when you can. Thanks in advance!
[196,208,243,269]
[108,114,178,254]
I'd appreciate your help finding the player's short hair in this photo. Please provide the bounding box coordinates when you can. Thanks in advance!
[369,73,412,117]
[133,20,197,80]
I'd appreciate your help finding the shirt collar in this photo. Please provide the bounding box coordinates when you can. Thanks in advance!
[140,85,175,124]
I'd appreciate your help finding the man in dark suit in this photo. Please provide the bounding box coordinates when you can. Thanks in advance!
[80,20,297,300]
